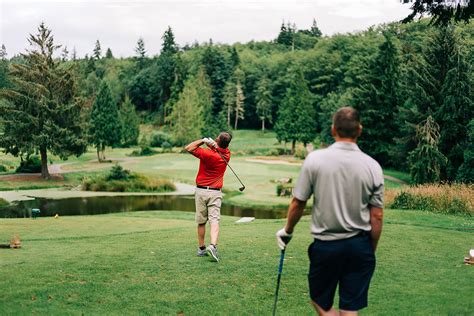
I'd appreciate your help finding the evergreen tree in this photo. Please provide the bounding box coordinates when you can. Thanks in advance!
[71,47,77,61]
[105,48,113,59]
[135,37,147,69]
[0,23,87,178]
[255,76,272,132]
[0,44,6,59]
[0,44,8,89]
[275,68,316,153]
[61,46,69,61]
[456,119,474,183]
[230,46,240,71]
[408,116,447,184]
[276,22,294,47]
[351,31,401,166]
[162,26,178,55]
[234,82,245,130]
[93,40,102,59]
[310,19,323,37]
[89,81,121,161]
[436,28,473,180]
[201,43,232,119]
[119,96,140,147]
[169,69,211,145]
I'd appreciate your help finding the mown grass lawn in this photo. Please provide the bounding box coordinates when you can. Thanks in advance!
[0,210,472,315]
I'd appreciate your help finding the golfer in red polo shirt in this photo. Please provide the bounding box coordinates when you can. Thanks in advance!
[185,132,232,262]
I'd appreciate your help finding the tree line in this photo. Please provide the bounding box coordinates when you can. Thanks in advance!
[0,18,472,184]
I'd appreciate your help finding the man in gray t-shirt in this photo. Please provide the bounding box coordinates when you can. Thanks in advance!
[276,107,384,315]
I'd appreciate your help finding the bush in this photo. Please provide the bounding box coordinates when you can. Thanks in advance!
[161,141,172,152]
[0,198,8,207]
[276,183,294,197]
[0,165,7,172]
[82,166,176,193]
[149,131,173,147]
[129,145,158,157]
[107,164,130,180]
[16,156,42,173]
[390,184,473,216]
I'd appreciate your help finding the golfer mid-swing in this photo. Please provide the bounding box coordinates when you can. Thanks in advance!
[276,107,384,315]
[185,132,232,262]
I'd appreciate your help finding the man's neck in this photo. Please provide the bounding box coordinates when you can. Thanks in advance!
[334,137,357,144]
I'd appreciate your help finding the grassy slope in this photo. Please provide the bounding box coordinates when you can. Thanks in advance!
[0,210,472,315]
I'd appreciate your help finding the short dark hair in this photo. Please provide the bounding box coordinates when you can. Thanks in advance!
[333,107,361,139]
[217,132,232,149]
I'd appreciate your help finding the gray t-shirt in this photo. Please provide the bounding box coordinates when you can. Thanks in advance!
[293,142,384,241]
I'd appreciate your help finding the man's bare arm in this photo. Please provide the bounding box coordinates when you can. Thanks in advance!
[369,206,383,252]
[185,139,204,153]
[285,197,307,234]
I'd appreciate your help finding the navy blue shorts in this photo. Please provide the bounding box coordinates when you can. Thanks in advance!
[307,232,376,311]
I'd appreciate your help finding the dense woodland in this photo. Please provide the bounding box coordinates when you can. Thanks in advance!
[0,17,473,184]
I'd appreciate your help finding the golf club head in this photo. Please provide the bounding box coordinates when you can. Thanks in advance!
[239,186,245,192]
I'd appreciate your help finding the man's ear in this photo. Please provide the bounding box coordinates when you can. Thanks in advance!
[357,124,363,137]
[331,125,337,138]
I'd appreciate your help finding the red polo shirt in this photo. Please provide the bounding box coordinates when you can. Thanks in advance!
[191,147,231,188]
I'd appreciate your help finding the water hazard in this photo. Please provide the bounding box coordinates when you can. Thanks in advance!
[0,195,289,219]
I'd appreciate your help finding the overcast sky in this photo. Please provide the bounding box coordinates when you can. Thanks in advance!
[1,0,412,58]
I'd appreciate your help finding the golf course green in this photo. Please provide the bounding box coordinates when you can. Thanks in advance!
[0,130,473,314]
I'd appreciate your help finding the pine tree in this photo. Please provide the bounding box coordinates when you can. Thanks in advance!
[0,44,6,59]
[71,47,77,61]
[436,27,473,180]
[119,96,140,147]
[162,26,178,55]
[105,48,113,59]
[0,23,87,178]
[351,31,401,166]
[310,19,323,37]
[234,82,245,130]
[408,116,447,184]
[255,77,272,133]
[89,81,121,161]
[275,68,316,153]
[61,46,69,61]
[0,44,8,89]
[169,69,211,145]
[135,37,146,69]
[456,119,474,183]
[93,40,102,59]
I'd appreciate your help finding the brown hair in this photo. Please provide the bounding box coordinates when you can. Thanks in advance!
[333,107,361,139]
[217,132,232,149]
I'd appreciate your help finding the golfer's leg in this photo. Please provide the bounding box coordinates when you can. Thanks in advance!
[310,300,340,316]
[208,192,222,246]
[210,222,219,245]
[197,224,206,247]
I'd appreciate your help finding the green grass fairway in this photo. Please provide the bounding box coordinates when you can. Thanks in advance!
[0,210,472,315]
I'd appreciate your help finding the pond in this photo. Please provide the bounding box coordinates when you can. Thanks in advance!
[0,195,289,219]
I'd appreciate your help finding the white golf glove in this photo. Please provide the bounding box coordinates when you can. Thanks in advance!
[202,137,217,148]
[276,227,293,250]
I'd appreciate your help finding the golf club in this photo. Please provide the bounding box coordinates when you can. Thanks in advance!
[215,148,246,191]
[272,248,286,316]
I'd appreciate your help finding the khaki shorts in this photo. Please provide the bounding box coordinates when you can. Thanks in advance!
[195,188,223,224]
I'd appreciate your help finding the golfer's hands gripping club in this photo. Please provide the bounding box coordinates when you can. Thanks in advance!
[276,228,293,250]
[202,137,217,148]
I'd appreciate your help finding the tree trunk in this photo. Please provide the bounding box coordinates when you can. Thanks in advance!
[40,147,50,179]
[262,120,265,133]
[234,114,238,130]
[97,146,101,162]
[101,144,106,161]
[291,140,296,155]
[227,104,231,129]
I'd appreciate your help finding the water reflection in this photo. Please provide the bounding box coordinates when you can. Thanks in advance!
[0,195,288,219]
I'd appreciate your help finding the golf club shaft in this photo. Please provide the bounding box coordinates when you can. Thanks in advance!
[272,248,286,316]
[215,149,245,189]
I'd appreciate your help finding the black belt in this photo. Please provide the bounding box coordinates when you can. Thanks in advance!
[196,185,221,191]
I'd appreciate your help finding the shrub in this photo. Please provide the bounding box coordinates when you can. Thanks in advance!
[129,145,157,157]
[107,164,130,181]
[16,156,42,173]
[82,165,176,193]
[390,184,473,216]
[276,183,294,197]
[149,131,173,147]
[161,141,172,152]
[0,165,7,172]
[0,198,8,207]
